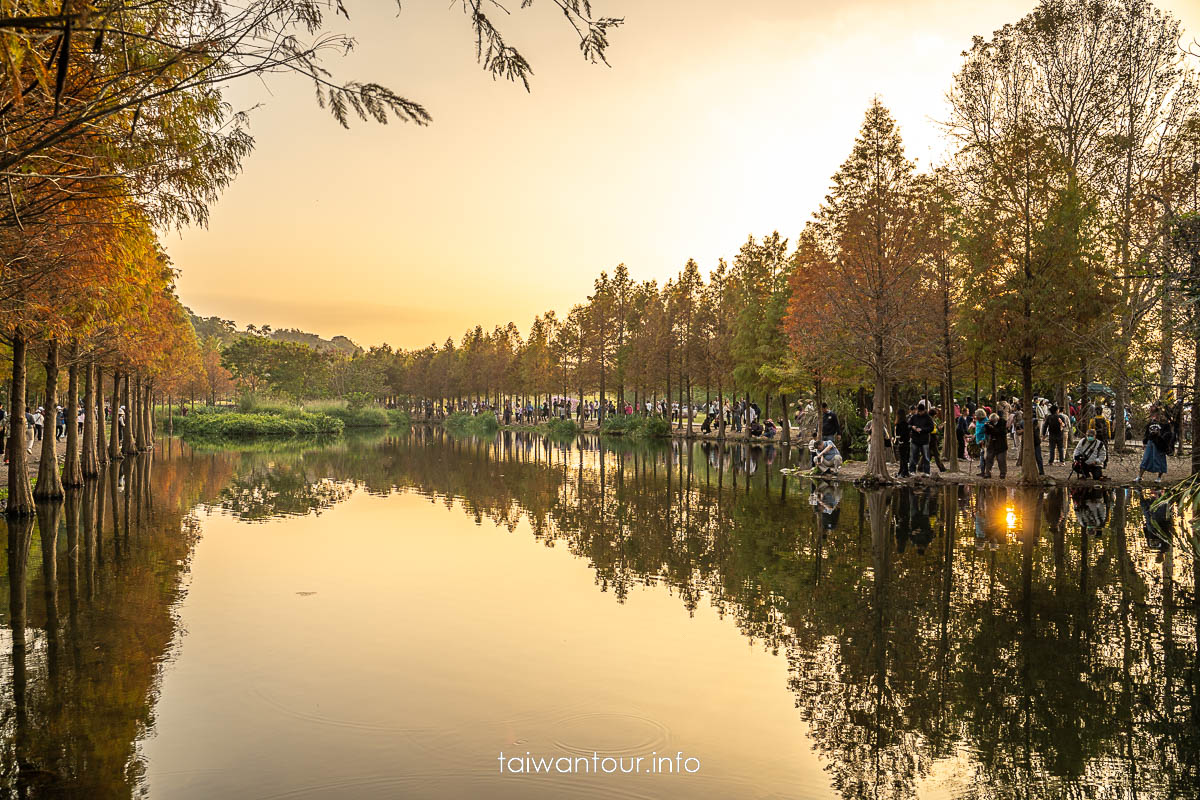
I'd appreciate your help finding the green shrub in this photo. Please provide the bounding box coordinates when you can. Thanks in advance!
[344,391,372,411]
[637,417,673,439]
[296,398,390,428]
[173,410,343,439]
[444,410,500,436]
[599,415,630,435]
[325,404,390,428]
[827,394,866,453]
[388,409,412,427]
[600,415,671,439]
[237,394,300,415]
[543,418,578,438]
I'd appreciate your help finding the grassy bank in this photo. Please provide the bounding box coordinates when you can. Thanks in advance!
[170,406,345,439]
[159,398,411,440]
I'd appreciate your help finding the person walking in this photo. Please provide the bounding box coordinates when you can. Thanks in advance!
[1137,409,1173,483]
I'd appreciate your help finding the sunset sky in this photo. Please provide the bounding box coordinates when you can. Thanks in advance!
[168,0,1200,350]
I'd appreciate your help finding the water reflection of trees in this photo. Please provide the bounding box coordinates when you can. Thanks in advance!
[3,429,1193,799]
[0,447,235,798]
[209,427,1196,800]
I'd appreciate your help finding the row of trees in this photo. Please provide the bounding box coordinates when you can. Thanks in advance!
[0,0,624,513]
[346,0,1200,484]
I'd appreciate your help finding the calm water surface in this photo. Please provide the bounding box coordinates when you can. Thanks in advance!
[0,428,1196,799]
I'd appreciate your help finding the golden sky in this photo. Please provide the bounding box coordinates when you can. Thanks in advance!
[167,0,1200,350]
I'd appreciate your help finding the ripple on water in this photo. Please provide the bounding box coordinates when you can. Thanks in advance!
[549,710,672,757]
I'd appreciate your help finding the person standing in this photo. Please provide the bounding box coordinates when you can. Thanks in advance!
[973,408,987,476]
[1011,406,1024,466]
[820,403,841,444]
[1137,410,1173,483]
[908,402,934,476]
[1043,404,1066,464]
[983,411,1008,479]
[1087,404,1111,466]
[929,406,947,473]
[894,407,911,478]
[955,407,969,459]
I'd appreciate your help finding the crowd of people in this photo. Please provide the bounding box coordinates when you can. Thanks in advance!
[0,402,129,463]
[417,389,1185,484]
[874,395,1179,483]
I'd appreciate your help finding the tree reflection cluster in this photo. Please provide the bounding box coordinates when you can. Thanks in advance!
[1,429,1196,799]
[0,444,233,798]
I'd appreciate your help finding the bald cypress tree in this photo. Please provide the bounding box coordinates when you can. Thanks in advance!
[788,100,935,481]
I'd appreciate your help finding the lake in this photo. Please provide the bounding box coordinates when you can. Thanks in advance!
[0,427,1196,799]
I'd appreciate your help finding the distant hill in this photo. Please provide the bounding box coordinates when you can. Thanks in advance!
[269,328,361,356]
[187,309,362,356]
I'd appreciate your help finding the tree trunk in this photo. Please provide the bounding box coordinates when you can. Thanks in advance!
[131,374,144,451]
[686,375,694,435]
[867,366,889,480]
[34,340,65,500]
[677,369,684,432]
[95,365,109,465]
[110,371,123,461]
[781,393,791,444]
[1192,334,1200,475]
[82,360,99,477]
[942,381,957,471]
[122,374,136,456]
[1020,355,1038,484]
[142,382,154,448]
[599,359,606,424]
[6,329,35,515]
[717,380,726,440]
[1079,358,1088,420]
[814,378,823,440]
[1162,255,1174,397]
[1114,370,1129,452]
[62,345,83,487]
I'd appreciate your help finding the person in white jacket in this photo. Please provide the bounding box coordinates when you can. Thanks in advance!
[1072,430,1106,480]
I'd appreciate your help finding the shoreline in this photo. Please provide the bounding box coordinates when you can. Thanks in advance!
[415,415,1192,490]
